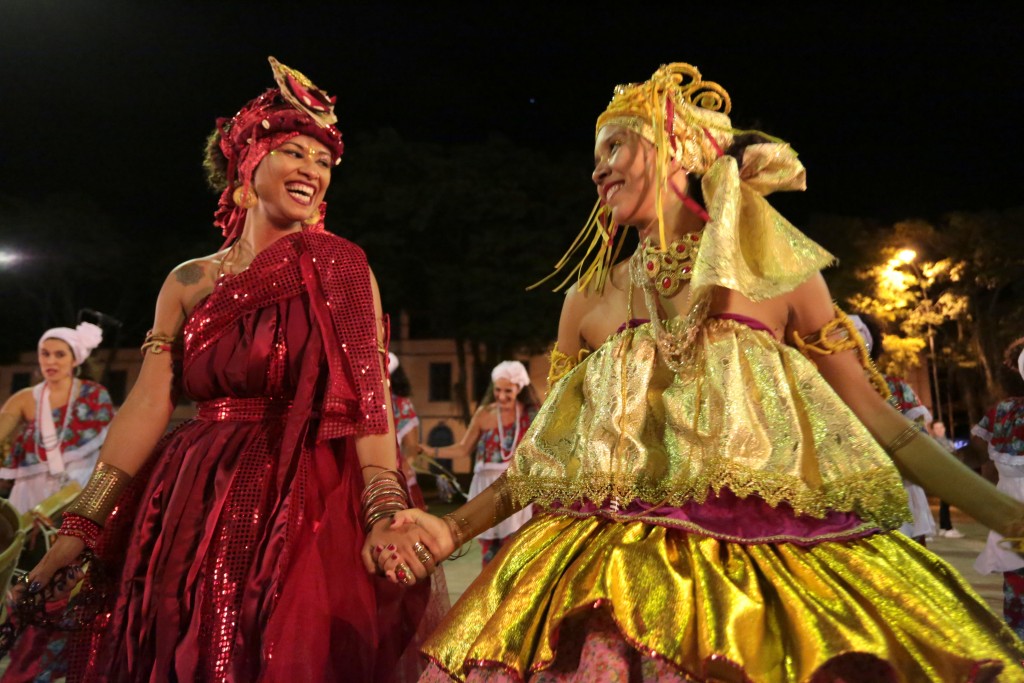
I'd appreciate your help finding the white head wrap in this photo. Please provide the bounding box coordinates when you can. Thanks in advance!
[1018,347,1024,382]
[38,322,103,366]
[491,360,530,388]
[388,352,400,375]
[847,315,873,356]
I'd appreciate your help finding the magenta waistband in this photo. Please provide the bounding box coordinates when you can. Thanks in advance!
[548,487,879,546]
[196,397,294,422]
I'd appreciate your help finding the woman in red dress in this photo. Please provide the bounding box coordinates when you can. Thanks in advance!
[22,57,442,682]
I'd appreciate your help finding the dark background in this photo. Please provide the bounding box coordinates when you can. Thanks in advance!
[1,1,1022,359]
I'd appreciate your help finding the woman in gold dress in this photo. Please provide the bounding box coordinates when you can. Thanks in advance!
[377,63,1024,682]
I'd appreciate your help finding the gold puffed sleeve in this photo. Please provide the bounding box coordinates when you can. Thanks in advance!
[547,343,591,387]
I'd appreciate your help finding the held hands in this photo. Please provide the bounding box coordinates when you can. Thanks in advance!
[17,534,87,598]
[364,509,456,586]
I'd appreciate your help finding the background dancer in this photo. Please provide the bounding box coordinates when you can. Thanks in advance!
[421,361,537,566]
[0,322,112,514]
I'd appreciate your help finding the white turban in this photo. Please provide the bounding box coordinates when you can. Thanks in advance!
[847,315,873,356]
[388,352,400,375]
[38,322,103,366]
[1018,347,1024,382]
[491,360,530,388]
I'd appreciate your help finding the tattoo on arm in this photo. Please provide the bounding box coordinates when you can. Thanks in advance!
[175,263,204,286]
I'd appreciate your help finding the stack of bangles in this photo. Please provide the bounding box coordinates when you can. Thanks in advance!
[442,511,472,560]
[58,462,133,549]
[361,469,410,532]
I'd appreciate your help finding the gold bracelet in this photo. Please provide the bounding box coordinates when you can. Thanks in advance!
[884,424,921,455]
[141,330,178,356]
[493,472,514,527]
[66,462,132,526]
[443,512,472,560]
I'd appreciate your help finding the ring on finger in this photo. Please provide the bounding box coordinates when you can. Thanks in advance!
[412,541,434,567]
[395,562,413,585]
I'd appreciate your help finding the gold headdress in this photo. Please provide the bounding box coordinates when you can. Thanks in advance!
[532,63,735,293]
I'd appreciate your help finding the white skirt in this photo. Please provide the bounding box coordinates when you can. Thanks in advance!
[8,453,98,515]
[898,479,936,539]
[975,454,1024,574]
[468,461,533,540]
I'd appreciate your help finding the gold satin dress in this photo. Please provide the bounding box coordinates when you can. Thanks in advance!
[423,320,1024,682]
[423,162,1024,680]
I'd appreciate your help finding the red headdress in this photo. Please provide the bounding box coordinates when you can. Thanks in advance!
[213,56,345,245]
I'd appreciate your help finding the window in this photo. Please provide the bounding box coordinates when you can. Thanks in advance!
[427,423,455,448]
[428,362,452,402]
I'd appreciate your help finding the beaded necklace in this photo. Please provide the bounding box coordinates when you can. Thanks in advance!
[495,402,523,462]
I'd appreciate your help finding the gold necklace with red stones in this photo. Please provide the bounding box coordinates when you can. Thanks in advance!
[637,231,703,298]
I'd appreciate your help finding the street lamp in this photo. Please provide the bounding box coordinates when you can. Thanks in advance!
[0,249,24,268]
[895,249,943,426]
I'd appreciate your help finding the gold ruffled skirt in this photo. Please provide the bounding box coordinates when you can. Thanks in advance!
[424,513,1024,682]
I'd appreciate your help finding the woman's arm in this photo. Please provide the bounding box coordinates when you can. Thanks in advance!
[93,273,185,476]
[0,389,32,444]
[357,269,444,576]
[399,429,419,471]
[25,268,189,589]
[787,274,1024,537]
[353,269,399,481]
[427,409,484,461]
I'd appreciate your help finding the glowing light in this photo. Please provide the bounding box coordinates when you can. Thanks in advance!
[0,249,23,267]
[896,248,917,264]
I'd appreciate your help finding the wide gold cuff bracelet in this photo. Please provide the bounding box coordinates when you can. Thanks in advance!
[66,462,133,526]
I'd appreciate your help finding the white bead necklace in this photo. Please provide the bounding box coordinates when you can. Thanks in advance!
[495,402,522,462]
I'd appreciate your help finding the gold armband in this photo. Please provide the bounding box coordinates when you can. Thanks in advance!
[141,330,179,356]
[66,462,133,526]
[884,423,921,455]
[547,344,591,386]
[791,306,890,400]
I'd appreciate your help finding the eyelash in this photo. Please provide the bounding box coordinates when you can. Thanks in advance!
[284,149,331,170]
[594,141,622,166]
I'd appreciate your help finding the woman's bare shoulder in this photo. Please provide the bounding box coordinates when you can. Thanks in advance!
[8,387,36,409]
[168,252,224,289]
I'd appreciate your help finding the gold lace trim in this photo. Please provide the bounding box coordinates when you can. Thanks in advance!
[508,457,910,532]
[790,306,890,399]
[547,344,591,387]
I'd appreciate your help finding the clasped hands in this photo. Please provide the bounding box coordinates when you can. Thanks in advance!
[361,509,455,586]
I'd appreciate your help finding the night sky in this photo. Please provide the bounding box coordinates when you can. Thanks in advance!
[2,2,1022,259]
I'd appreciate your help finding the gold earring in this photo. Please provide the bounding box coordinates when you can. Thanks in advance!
[303,208,321,226]
[232,185,258,209]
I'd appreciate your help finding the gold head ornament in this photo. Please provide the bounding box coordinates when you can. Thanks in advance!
[533,62,813,300]
[531,63,736,293]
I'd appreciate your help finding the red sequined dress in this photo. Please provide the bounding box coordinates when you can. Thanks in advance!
[68,231,432,682]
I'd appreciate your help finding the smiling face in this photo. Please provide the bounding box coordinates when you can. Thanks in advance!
[38,338,75,383]
[251,134,333,226]
[492,378,521,409]
[591,125,659,228]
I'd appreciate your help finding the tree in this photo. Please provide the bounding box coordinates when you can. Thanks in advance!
[822,209,1024,431]
[332,129,594,419]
